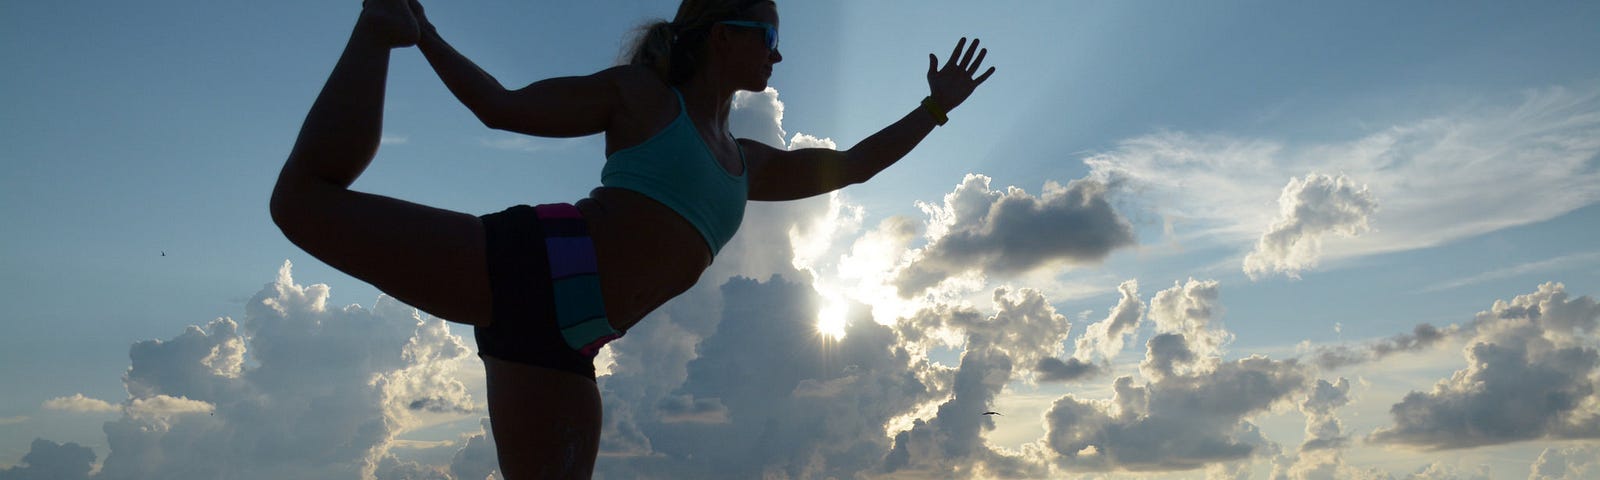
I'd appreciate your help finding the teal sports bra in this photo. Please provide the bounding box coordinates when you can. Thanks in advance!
[601,87,748,255]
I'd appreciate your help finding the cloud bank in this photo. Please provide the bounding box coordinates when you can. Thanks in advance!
[1043,280,1310,474]
[9,262,486,480]
[1369,282,1600,449]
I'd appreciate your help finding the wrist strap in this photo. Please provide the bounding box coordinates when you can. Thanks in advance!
[921,96,948,126]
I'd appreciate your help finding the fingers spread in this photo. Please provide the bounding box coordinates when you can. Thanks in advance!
[968,48,988,75]
[960,38,980,68]
[975,66,996,86]
[945,37,966,70]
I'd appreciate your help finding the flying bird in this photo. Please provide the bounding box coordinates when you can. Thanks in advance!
[161,251,166,257]
[982,411,1002,416]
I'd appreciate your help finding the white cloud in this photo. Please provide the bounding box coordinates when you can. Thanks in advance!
[8,261,487,480]
[1529,444,1600,480]
[41,394,118,413]
[0,417,28,426]
[883,287,1075,477]
[1086,85,1600,269]
[1369,282,1600,449]
[1419,251,1600,293]
[125,395,214,418]
[599,274,939,478]
[1042,279,1312,474]
[1265,378,1390,480]
[380,134,408,145]
[1071,279,1145,365]
[1403,462,1490,480]
[1243,173,1378,279]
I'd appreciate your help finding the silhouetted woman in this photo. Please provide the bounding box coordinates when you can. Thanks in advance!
[270,0,993,476]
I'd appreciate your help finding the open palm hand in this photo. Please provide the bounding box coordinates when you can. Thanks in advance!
[927,37,996,113]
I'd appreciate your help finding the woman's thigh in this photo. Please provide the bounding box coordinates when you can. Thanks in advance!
[483,356,602,479]
[273,181,492,325]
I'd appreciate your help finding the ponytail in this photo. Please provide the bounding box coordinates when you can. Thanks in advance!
[626,21,678,83]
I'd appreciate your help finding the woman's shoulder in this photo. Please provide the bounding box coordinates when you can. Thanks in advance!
[597,64,669,92]
[598,65,676,117]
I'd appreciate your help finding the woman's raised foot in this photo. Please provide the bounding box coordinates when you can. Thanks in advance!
[360,0,420,47]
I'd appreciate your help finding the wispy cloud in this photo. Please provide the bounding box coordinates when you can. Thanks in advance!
[42,394,118,413]
[477,134,586,153]
[1419,251,1600,293]
[379,133,408,145]
[0,416,28,425]
[1086,85,1600,278]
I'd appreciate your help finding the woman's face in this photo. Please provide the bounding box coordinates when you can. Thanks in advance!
[717,2,782,91]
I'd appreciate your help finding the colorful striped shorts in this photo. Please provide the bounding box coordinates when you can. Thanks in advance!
[474,203,622,380]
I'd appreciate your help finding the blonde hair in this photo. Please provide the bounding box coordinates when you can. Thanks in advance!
[625,0,774,85]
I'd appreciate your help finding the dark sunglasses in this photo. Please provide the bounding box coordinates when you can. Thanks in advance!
[718,20,779,52]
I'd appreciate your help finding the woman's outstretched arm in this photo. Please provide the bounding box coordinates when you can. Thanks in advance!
[746,37,995,201]
[410,0,621,138]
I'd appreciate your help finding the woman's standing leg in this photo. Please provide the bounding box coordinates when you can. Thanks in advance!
[269,0,491,326]
[271,4,605,478]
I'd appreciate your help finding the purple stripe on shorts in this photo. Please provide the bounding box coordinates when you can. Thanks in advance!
[544,237,599,280]
[534,203,583,220]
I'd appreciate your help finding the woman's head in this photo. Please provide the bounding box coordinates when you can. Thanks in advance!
[627,0,781,89]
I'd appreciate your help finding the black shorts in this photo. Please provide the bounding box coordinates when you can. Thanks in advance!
[475,204,622,381]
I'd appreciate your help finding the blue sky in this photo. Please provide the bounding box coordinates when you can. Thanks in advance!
[3,0,1599,478]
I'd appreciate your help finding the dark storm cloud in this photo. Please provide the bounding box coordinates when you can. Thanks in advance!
[895,174,1136,297]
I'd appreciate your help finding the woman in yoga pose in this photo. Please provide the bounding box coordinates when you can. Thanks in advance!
[271,0,992,477]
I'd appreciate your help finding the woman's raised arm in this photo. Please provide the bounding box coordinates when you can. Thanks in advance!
[746,37,995,201]
[411,0,621,138]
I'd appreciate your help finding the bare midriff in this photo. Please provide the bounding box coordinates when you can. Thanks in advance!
[575,187,713,333]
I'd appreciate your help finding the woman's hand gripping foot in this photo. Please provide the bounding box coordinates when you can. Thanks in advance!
[360,0,420,48]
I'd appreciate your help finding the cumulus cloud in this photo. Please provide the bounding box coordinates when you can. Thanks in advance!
[894,174,1137,297]
[883,287,1072,478]
[1369,282,1600,449]
[41,394,118,413]
[1266,378,1385,480]
[1403,462,1490,480]
[593,86,869,473]
[1085,85,1600,267]
[1071,280,1145,365]
[598,274,938,479]
[0,439,96,480]
[10,261,485,480]
[1243,173,1378,279]
[1042,279,1312,474]
[1299,378,1352,451]
[1529,444,1600,480]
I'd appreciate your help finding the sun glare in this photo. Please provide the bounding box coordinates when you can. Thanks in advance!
[816,294,848,340]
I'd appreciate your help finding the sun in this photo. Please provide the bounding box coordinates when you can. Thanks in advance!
[816,294,848,340]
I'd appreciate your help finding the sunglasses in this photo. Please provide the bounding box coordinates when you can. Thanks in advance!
[718,20,779,52]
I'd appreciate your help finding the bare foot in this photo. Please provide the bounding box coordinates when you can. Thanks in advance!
[360,0,420,47]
